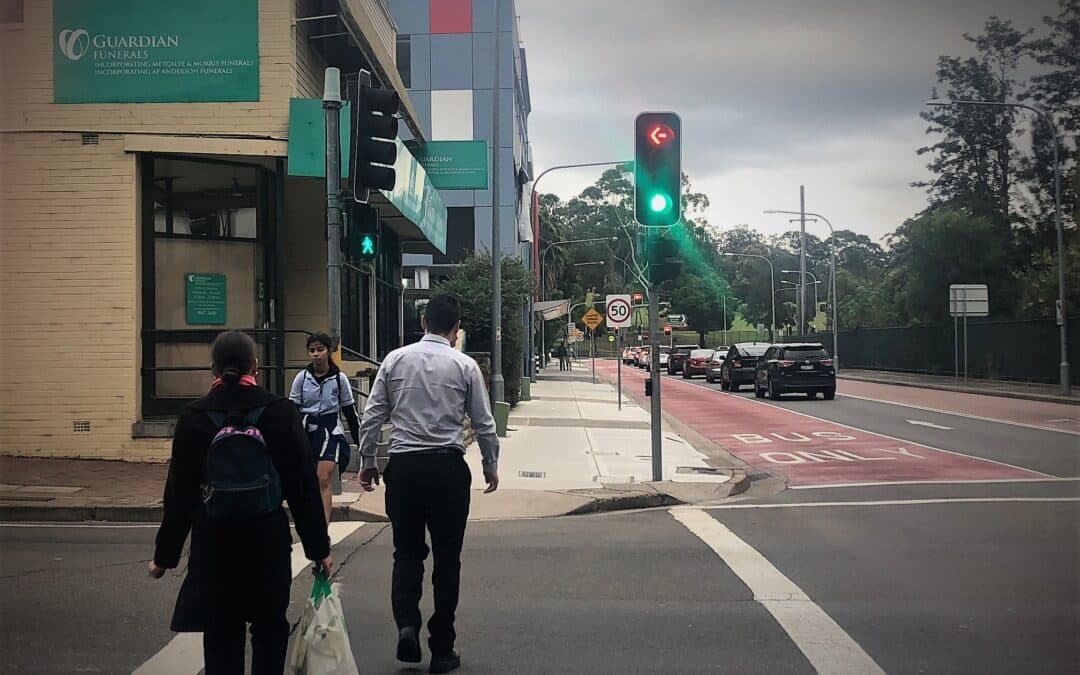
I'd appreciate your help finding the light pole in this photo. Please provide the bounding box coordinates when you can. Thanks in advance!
[766,209,840,368]
[783,270,821,329]
[722,252,776,340]
[782,278,821,327]
[926,99,1070,396]
[322,68,344,355]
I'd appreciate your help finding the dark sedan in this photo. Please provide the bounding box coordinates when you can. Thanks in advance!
[720,342,771,391]
[666,345,700,375]
[754,343,837,400]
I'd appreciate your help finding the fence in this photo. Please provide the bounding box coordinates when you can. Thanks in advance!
[783,317,1079,385]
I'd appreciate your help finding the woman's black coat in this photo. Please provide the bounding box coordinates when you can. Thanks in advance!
[153,384,330,631]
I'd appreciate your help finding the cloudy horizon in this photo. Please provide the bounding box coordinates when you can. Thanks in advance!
[517,0,1060,243]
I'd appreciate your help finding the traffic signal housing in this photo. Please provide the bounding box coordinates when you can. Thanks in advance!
[634,112,681,227]
[643,230,683,284]
[350,70,400,203]
[347,205,380,261]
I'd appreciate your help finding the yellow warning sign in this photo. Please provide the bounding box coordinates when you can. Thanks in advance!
[582,308,604,330]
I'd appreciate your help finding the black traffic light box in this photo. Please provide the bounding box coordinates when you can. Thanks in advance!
[634,111,682,227]
[350,70,400,203]
[642,229,683,284]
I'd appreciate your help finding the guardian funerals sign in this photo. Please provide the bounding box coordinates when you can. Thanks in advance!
[53,0,259,104]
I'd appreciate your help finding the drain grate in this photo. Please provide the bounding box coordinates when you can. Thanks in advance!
[518,471,546,479]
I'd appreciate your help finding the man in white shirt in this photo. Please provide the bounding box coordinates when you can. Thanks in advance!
[357,296,499,674]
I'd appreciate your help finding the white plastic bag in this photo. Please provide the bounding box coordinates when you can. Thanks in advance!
[287,575,360,675]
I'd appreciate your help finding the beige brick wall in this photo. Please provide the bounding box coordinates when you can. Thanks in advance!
[1,0,295,137]
[0,132,169,460]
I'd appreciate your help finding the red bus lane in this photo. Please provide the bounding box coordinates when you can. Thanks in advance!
[597,362,1046,486]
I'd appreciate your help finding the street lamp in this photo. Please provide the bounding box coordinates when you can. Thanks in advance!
[541,237,619,301]
[783,270,822,330]
[721,252,776,340]
[765,209,841,368]
[573,260,607,267]
[926,99,1070,396]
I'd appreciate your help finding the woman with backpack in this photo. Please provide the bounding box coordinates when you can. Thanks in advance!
[290,332,362,525]
[148,330,331,675]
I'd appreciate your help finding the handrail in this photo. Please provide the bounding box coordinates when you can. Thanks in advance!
[340,343,382,368]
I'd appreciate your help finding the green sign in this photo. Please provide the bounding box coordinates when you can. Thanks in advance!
[286,99,350,178]
[408,141,489,190]
[380,139,448,254]
[53,0,259,103]
[185,274,227,325]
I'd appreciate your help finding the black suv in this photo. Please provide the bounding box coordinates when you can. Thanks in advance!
[666,345,700,375]
[754,343,837,400]
[719,343,771,391]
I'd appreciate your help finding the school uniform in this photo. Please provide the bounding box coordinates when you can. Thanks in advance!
[289,364,361,473]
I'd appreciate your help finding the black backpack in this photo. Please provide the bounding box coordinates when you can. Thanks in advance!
[202,407,282,519]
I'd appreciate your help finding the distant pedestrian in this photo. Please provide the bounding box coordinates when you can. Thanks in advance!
[148,330,331,675]
[555,343,567,371]
[566,344,575,370]
[357,296,499,674]
[290,332,361,525]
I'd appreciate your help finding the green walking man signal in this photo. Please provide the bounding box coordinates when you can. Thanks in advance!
[359,234,377,258]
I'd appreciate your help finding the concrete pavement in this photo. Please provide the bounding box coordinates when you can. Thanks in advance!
[0,366,748,523]
[838,368,1078,405]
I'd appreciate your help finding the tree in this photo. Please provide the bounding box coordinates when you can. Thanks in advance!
[917,17,1032,228]
[886,208,1015,323]
[431,253,533,406]
[670,273,732,346]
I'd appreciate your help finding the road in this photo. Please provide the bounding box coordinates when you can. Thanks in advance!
[2,366,1077,674]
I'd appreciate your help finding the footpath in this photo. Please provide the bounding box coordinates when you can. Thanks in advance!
[838,368,1077,405]
[0,364,749,523]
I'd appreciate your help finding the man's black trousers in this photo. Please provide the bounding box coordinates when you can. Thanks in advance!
[384,452,471,654]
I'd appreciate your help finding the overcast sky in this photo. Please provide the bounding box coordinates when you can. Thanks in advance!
[516,0,1059,242]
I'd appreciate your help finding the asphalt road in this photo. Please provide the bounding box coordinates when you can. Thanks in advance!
[661,370,1080,479]
[5,487,1077,674]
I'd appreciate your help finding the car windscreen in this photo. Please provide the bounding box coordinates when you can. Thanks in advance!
[691,349,713,358]
[713,350,728,359]
[783,346,829,359]
[737,344,769,356]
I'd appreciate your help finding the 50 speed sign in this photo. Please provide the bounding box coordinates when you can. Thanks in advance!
[606,294,632,328]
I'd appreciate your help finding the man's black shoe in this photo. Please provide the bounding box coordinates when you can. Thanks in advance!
[429,650,461,674]
[396,627,422,663]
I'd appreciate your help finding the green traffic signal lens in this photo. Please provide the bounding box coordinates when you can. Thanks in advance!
[649,193,672,213]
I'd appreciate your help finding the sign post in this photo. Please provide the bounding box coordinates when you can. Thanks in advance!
[606,294,632,409]
[582,308,604,384]
[949,284,989,381]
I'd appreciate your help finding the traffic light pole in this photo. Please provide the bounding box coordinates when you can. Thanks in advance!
[490,0,504,404]
[649,284,663,482]
[323,68,344,353]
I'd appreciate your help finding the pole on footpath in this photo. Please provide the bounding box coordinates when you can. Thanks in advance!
[617,330,622,410]
[649,285,662,482]
[799,185,807,335]
[591,330,596,384]
[323,68,343,353]
[489,0,504,403]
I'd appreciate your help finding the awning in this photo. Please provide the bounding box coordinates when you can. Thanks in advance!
[532,299,570,321]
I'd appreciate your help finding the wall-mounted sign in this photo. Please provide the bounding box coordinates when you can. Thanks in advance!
[408,141,489,189]
[186,273,227,325]
[53,0,259,103]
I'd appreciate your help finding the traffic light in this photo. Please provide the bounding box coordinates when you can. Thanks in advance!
[643,230,683,284]
[347,205,380,261]
[663,325,672,336]
[634,112,681,227]
[350,70,399,203]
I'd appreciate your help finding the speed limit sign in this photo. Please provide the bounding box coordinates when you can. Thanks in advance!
[606,294,632,329]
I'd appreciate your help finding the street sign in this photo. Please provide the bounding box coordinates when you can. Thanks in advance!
[606,294,632,328]
[949,284,989,317]
[582,308,604,330]
[666,313,688,328]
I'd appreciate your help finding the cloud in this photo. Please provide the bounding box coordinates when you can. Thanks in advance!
[518,0,1060,238]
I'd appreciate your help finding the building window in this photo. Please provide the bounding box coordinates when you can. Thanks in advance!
[396,35,412,88]
[0,0,22,22]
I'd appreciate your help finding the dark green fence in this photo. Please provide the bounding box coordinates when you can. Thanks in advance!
[783,317,1079,384]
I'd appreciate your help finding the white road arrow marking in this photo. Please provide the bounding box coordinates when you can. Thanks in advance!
[906,419,953,430]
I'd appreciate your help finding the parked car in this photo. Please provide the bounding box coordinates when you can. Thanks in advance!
[682,349,715,379]
[705,347,730,384]
[622,346,639,364]
[658,345,672,368]
[666,345,700,375]
[636,346,652,369]
[720,342,771,391]
[755,343,836,400]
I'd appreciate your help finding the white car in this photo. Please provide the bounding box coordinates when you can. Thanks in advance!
[658,346,671,367]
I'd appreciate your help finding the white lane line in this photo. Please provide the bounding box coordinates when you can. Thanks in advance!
[698,497,1080,510]
[791,477,1080,490]
[838,392,1080,437]
[906,419,953,430]
[133,522,363,675]
[673,377,1057,478]
[671,508,885,675]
